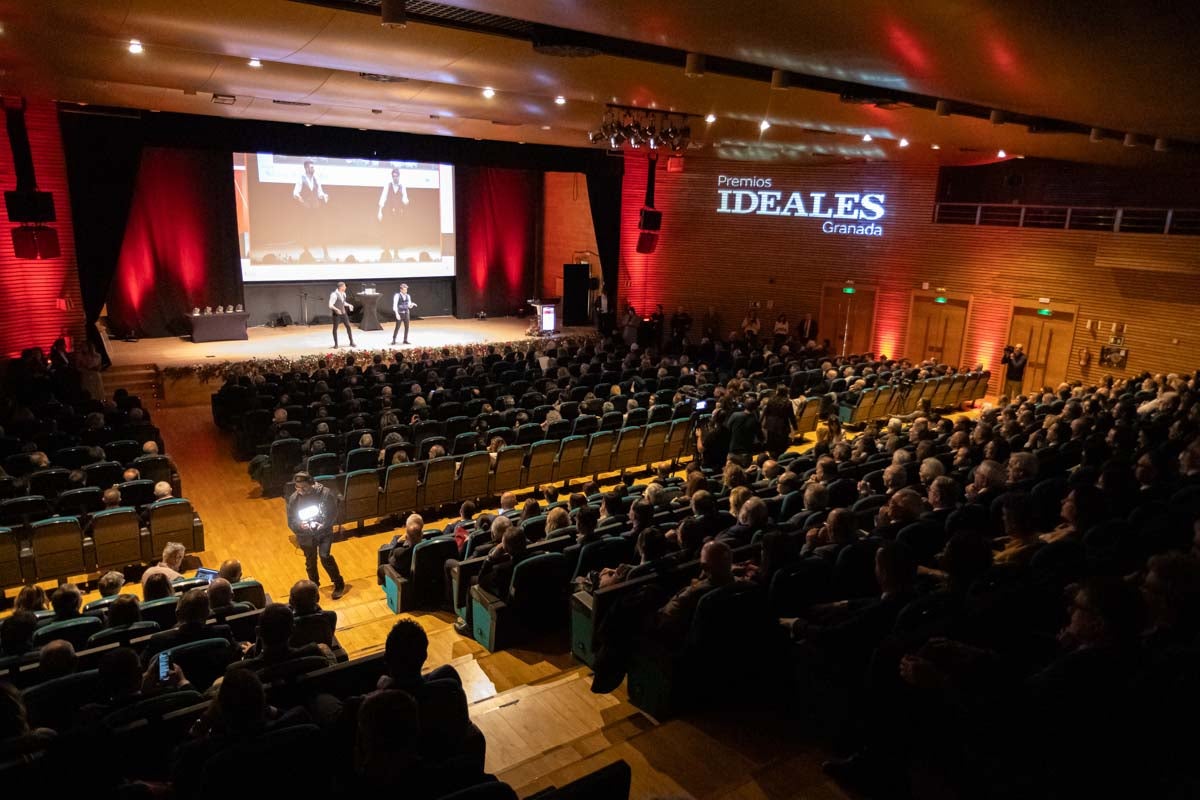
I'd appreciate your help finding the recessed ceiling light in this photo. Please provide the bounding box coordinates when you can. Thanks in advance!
[304,123,313,127]
[898,138,909,147]
[482,86,495,99]
[554,95,566,105]
[759,119,771,132]
[930,144,940,150]
[128,39,143,54]
[862,133,873,142]
[540,125,551,131]
[705,113,717,124]
[997,149,1007,158]
[248,58,262,68]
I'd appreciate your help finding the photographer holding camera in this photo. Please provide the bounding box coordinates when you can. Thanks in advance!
[1001,343,1028,399]
[286,472,347,599]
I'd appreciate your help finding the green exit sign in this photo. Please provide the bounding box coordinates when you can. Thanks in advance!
[1037,308,1053,317]
[842,287,856,295]
[934,296,947,304]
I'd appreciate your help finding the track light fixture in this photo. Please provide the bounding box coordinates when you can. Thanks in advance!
[1123,133,1138,147]
[989,109,1006,125]
[1090,127,1104,143]
[1154,137,1168,152]
[935,100,950,116]
[588,105,694,152]
[380,0,407,28]
[770,69,791,90]
[684,53,706,77]
[128,39,144,54]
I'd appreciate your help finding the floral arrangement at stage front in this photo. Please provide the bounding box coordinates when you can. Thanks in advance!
[160,333,599,384]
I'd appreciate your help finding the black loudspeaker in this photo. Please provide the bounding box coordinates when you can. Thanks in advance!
[12,225,60,259]
[562,263,590,326]
[588,277,600,290]
[635,231,659,254]
[278,312,292,327]
[639,207,662,231]
[5,191,55,223]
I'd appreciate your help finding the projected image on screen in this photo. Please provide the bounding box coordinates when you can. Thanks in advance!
[233,153,455,282]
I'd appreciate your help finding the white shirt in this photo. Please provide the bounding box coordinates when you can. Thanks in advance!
[379,181,410,208]
[293,174,328,203]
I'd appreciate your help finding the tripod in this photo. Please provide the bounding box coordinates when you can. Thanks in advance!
[299,291,310,326]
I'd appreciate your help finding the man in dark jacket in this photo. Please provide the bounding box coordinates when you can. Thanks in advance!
[286,471,346,599]
[477,526,530,602]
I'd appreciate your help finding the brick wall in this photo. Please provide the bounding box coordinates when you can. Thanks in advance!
[541,172,599,299]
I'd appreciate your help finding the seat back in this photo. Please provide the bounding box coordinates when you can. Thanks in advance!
[83,460,123,489]
[0,526,22,586]
[525,441,559,487]
[91,506,143,570]
[104,439,141,466]
[508,553,570,626]
[148,498,198,554]
[231,580,267,608]
[265,438,303,492]
[688,582,767,653]
[199,723,328,795]
[22,669,100,730]
[56,486,103,518]
[409,535,461,607]
[53,446,96,470]
[663,417,690,462]
[305,452,339,477]
[606,427,639,472]
[554,436,588,481]
[0,495,52,528]
[139,596,181,630]
[30,515,87,579]
[165,638,235,691]
[638,421,670,466]
[573,536,634,580]
[291,613,336,648]
[343,469,381,523]
[583,431,615,476]
[344,447,379,473]
[118,479,156,508]
[383,461,422,515]
[490,445,526,496]
[28,468,71,499]
[457,451,491,500]
[520,514,547,542]
[422,457,458,508]
[131,455,172,485]
[32,616,104,649]
[86,621,161,649]
[572,414,600,437]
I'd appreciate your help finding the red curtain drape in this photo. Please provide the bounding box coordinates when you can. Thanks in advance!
[454,166,541,317]
[109,147,242,337]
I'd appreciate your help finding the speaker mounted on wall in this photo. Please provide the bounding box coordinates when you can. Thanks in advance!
[638,207,663,231]
[636,231,659,254]
[12,225,60,259]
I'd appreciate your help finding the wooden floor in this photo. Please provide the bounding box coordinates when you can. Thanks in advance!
[17,399,894,798]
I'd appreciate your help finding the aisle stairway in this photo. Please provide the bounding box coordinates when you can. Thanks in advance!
[104,362,162,406]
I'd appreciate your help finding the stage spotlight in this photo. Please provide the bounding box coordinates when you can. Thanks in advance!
[380,0,407,28]
[705,113,716,124]
[588,131,604,144]
[989,109,1006,125]
[248,58,262,68]
[862,133,872,142]
[997,149,1007,158]
[1123,132,1138,147]
[482,86,495,98]
[685,52,706,77]
[554,95,566,105]
[935,99,950,116]
[898,138,909,147]
[770,69,791,90]
[759,119,771,132]
[128,39,143,54]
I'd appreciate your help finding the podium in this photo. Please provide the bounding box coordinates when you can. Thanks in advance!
[530,301,560,333]
[355,292,382,332]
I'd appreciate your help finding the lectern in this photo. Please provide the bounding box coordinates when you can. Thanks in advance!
[530,301,560,333]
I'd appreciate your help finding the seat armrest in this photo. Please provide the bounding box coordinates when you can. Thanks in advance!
[469,584,509,652]
[382,564,411,613]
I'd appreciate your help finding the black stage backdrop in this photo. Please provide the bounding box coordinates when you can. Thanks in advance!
[60,108,623,343]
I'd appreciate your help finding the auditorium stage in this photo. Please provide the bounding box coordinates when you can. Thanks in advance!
[106,315,593,369]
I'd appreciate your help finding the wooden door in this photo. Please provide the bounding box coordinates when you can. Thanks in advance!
[907,293,969,365]
[820,284,876,357]
[1008,306,1076,392]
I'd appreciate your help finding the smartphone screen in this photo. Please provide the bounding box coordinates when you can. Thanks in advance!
[158,651,170,682]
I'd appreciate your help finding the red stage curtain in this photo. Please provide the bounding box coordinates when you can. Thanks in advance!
[109,147,242,337]
[454,166,541,317]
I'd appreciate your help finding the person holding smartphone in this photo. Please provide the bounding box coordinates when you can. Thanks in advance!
[286,472,347,600]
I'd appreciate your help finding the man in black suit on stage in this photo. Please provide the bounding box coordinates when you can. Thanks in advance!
[392,283,416,345]
[293,159,330,262]
[328,282,355,348]
[377,167,410,261]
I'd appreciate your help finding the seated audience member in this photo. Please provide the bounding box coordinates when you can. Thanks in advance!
[289,579,340,649]
[98,570,125,599]
[1040,484,1110,543]
[0,611,39,661]
[208,578,253,622]
[497,491,518,515]
[15,585,47,614]
[142,571,174,601]
[48,584,84,623]
[349,690,423,792]
[142,439,178,472]
[992,492,1043,566]
[572,506,602,547]
[443,500,477,536]
[655,540,736,642]
[917,457,945,493]
[544,505,570,538]
[100,487,123,510]
[923,475,960,531]
[477,526,530,602]
[233,603,335,674]
[104,594,144,631]
[39,639,78,680]
[122,467,140,483]
[718,495,770,545]
[217,559,243,583]
[516,497,541,527]
[627,500,659,541]
[375,620,468,744]
[872,488,925,540]
[142,541,186,585]
[76,646,191,726]
[671,490,725,555]
[800,507,862,560]
[153,480,174,501]
[142,588,235,663]
[378,514,424,584]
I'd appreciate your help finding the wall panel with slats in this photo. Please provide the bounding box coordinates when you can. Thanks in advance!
[0,100,86,358]
[619,154,1200,394]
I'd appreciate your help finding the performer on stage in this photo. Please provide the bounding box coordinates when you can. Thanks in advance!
[329,281,356,348]
[293,160,330,262]
[377,167,410,261]
[286,472,347,599]
[392,282,417,345]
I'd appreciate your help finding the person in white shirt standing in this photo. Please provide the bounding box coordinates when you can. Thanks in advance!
[329,281,356,348]
[292,160,330,262]
[377,167,410,261]
[392,282,417,345]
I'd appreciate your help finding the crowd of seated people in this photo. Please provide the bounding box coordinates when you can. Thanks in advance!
[564,369,1200,798]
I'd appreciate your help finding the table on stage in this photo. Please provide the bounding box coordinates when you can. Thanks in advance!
[189,312,249,343]
[356,292,382,332]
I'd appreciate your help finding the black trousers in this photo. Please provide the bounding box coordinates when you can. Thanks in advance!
[392,312,410,343]
[300,533,344,588]
[332,312,354,346]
